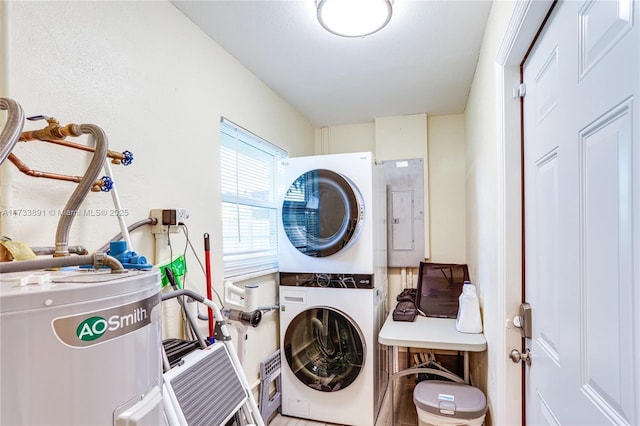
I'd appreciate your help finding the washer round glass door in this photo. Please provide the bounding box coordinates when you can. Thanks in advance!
[283,306,365,392]
[282,169,364,257]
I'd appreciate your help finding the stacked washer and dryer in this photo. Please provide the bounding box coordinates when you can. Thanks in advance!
[278,152,388,426]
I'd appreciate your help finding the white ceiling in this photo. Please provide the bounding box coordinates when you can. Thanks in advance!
[171,0,492,127]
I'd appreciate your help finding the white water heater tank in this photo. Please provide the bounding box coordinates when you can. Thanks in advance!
[0,268,163,425]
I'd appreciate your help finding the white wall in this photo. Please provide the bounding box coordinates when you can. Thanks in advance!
[427,114,466,263]
[315,122,374,154]
[464,1,517,424]
[374,114,427,162]
[0,3,6,98]
[0,0,314,389]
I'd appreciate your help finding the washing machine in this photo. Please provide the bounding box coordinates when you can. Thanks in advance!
[278,152,386,275]
[279,279,388,426]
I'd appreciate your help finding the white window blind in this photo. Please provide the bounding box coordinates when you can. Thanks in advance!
[220,118,286,279]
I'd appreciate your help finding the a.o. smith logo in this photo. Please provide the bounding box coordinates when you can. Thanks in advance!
[52,294,159,348]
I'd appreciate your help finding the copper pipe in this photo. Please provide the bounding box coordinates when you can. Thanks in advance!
[19,135,128,164]
[20,117,128,164]
[19,117,82,141]
[9,152,83,183]
[8,152,107,191]
[4,114,111,262]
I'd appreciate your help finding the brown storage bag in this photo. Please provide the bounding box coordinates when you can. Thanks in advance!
[393,300,417,322]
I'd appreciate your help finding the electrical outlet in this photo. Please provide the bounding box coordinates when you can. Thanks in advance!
[149,208,188,234]
[176,208,189,224]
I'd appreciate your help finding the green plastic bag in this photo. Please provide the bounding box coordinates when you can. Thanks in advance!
[156,254,187,288]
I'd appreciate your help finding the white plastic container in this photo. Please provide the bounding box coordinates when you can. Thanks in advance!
[455,281,483,333]
[413,380,487,426]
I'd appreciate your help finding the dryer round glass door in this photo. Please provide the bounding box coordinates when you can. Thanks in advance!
[283,306,365,392]
[282,169,364,257]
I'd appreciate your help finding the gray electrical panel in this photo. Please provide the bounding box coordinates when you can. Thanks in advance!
[381,158,425,267]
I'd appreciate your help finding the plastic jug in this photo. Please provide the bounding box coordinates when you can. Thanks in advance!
[456,281,482,333]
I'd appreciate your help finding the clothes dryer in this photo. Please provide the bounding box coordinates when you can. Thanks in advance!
[279,276,388,426]
[278,152,385,275]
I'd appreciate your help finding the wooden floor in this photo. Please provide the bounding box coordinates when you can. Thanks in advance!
[268,375,418,426]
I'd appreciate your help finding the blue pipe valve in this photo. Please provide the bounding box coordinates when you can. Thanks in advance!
[108,240,153,270]
[121,150,133,166]
[100,175,113,192]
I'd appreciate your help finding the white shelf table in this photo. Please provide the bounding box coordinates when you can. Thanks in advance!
[378,312,487,424]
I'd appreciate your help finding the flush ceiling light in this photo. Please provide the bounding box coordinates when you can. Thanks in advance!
[317,0,393,38]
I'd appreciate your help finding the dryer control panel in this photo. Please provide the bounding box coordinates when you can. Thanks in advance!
[280,272,374,289]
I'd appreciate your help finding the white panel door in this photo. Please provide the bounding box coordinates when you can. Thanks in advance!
[523,0,639,424]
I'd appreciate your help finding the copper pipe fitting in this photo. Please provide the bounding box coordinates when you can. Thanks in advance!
[8,152,106,191]
[19,117,82,142]
[20,136,127,164]
[8,153,83,183]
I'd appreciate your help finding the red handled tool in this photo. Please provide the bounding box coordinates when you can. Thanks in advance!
[204,233,214,343]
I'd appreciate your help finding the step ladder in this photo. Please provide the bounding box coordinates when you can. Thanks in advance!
[258,350,282,423]
[161,289,265,426]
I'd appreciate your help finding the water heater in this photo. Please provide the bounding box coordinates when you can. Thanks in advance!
[0,268,163,425]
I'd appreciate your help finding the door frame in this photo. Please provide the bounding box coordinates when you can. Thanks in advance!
[495,1,553,424]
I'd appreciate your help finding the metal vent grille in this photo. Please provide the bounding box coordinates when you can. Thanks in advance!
[170,346,247,425]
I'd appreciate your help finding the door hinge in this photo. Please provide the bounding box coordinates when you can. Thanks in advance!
[513,83,526,98]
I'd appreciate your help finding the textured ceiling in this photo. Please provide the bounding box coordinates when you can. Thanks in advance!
[172,0,492,126]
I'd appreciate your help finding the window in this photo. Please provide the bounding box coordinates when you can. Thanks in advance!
[220,118,286,279]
